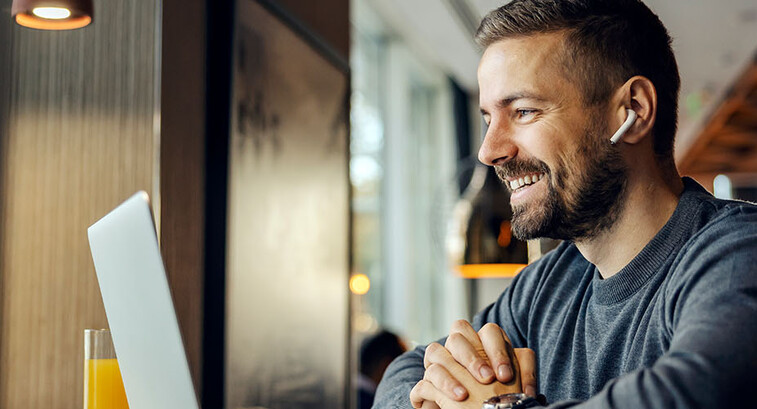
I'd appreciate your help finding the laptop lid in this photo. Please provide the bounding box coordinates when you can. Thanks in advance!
[88,191,200,409]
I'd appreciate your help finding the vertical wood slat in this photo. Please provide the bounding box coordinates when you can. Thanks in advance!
[160,0,207,391]
[0,2,159,408]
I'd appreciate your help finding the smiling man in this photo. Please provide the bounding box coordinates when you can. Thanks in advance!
[373,1,757,408]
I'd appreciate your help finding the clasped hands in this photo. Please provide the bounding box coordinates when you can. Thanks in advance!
[410,321,537,409]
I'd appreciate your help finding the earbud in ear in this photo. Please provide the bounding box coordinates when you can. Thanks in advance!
[610,109,637,145]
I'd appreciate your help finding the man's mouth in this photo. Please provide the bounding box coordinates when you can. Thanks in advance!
[507,172,546,192]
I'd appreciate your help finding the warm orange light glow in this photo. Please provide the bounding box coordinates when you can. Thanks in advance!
[350,273,371,295]
[32,7,71,19]
[455,263,527,279]
[498,221,512,247]
[15,13,91,30]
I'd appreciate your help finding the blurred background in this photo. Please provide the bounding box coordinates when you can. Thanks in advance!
[0,0,755,408]
[347,0,757,368]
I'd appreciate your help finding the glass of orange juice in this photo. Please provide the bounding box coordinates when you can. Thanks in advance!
[83,329,130,409]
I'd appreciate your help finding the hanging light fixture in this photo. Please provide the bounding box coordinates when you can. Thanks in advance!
[12,0,93,30]
[447,163,529,278]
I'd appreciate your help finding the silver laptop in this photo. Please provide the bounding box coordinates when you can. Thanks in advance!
[88,191,200,409]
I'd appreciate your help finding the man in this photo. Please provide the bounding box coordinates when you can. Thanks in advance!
[373,0,757,408]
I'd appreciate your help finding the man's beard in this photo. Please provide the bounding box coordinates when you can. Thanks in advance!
[494,119,628,241]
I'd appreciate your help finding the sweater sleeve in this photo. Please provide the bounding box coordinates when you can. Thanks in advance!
[545,208,757,409]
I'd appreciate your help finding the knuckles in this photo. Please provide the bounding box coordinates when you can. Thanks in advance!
[410,379,428,397]
[450,319,473,333]
[445,332,486,367]
[445,331,466,347]
[412,379,429,390]
[425,342,443,356]
[424,364,460,398]
[479,322,501,335]
[423,363,442,380]
[424,342,445,364]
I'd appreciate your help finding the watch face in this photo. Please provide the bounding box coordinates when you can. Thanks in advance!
[483,393,543,409]
[486,393,529,404]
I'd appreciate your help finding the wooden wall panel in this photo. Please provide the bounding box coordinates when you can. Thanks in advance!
[0,2,159,408]
[160,0,206,391]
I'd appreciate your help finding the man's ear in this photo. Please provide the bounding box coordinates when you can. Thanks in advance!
[613,76,657,145]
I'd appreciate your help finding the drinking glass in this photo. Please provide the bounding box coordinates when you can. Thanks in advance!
[83,329,130,409]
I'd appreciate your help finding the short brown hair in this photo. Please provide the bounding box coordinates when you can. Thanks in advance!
[476,0,680,162]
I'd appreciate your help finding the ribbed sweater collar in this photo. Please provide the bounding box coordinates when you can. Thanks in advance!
[591,178,708,305]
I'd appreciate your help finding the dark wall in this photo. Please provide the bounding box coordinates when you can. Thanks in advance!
[268,0,350,60]
[223,1,351,408]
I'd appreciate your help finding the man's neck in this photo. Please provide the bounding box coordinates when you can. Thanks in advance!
[575,173,684,279]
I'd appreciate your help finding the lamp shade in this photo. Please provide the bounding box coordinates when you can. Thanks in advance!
[12,0,93,30]
[447,164,529,278]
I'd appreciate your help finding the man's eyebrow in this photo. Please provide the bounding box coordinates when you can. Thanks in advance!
[480,92,548,115]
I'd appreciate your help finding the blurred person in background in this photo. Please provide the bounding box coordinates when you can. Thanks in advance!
[358,330,407,409]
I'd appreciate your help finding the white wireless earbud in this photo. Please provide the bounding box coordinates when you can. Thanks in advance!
[610,109,637,145]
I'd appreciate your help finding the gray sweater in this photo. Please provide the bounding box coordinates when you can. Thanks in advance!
[374,178,757,408]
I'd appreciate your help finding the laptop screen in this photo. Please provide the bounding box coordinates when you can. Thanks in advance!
[88,192,200,409]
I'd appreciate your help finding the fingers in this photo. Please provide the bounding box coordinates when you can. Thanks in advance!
[423,321,538,404]
[410,379,450,409]
[449,319,482,344]
[445,320,495,383]
[421,401,441,409]
[422,342,472,401]
[478,323,515,383]
[424,363,468,401]
[514,348,537,397]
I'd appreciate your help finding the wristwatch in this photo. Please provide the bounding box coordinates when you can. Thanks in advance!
[482,393,542,409]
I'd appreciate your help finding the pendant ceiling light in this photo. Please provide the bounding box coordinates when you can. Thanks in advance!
[447,164,529,278]
[12,0,93,30]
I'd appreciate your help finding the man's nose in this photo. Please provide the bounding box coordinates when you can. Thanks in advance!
[478,121,518,166]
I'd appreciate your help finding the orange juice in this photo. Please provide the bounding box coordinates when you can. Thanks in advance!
[83,358,130,409]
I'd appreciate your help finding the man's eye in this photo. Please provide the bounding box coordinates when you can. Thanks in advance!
[515,109,537,119]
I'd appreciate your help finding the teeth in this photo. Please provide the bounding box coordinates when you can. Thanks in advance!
[510,173,545,191]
